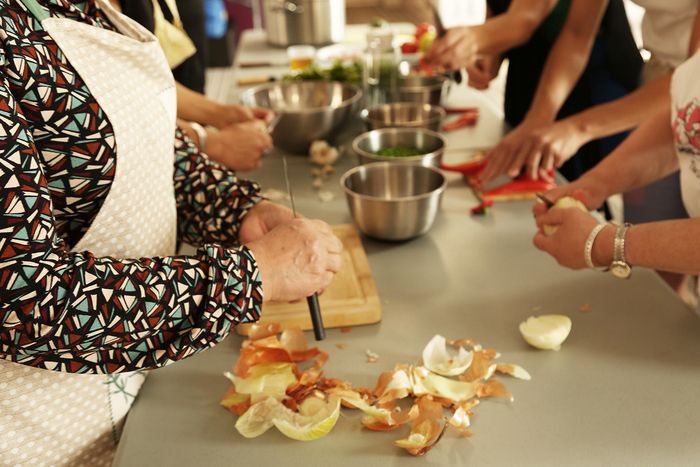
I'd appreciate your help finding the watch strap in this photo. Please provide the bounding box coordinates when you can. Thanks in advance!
[613,223,631,264]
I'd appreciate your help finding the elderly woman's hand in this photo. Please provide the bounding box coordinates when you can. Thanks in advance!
[533,204,612,270]
[245,218,343,302]
[239,201,294,244]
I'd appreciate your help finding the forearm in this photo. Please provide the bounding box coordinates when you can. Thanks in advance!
[471,0,557,56]
[173,128,262,247]
[176,82,225,128]
[527,34,594,122]
[570,75,672,143]
[584,108,677,197]
[592,219,700,275]
[526,0,608,123]
[2,245,263,372]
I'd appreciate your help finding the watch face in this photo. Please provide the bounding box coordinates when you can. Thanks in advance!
[611,261,631,279]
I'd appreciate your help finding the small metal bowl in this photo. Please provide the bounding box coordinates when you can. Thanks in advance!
[397,75,448,106]
[239,80,362,154]
[361,102,446,132]
[352,128,446,167]
[340,162,446,241]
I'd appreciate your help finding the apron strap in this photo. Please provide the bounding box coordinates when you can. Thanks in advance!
[18,0,50,22]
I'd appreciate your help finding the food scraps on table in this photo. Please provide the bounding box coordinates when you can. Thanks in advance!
[365,349,379,363]
[442,110,480,132]
[309,140,340,166]
[221,323,529,455]
[470,199,494,216]
[373,147,426,157]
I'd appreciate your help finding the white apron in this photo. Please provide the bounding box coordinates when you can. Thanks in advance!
[0,0,177,465]
[670,50,700,313]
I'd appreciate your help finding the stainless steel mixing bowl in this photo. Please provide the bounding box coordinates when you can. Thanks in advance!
[361,102,445,131]
[239,81,362,153]
[352,127,446,167]
[340,162,446,241]
[397,75,447,106]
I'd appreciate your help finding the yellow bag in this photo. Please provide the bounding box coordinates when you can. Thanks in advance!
[152,0,196,69]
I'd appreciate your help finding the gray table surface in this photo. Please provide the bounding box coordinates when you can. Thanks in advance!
[113,31,700,467]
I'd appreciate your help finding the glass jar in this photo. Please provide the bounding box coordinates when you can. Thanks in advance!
[363,29,400,108]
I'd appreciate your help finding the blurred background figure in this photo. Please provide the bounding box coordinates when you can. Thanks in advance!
[425,0,642,186]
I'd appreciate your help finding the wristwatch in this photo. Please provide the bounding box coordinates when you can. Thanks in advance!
[610,223,632,279]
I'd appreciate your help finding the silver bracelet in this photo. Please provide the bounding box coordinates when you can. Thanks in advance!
[189,121,208,151]
[584,223,608,270]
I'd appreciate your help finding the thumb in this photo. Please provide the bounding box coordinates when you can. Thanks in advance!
[535,207,566,230]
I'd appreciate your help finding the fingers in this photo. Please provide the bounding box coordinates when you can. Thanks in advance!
[481,145,511,182]
[253,107,274,123]
[532,231,550,252]
[532,201,548,217]
[534,208,565,231]
[326,252,342,273]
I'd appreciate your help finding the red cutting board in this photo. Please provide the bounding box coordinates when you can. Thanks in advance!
[236,224,382,336]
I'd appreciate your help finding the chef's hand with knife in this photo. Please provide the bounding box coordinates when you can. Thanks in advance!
[241,202,343,302]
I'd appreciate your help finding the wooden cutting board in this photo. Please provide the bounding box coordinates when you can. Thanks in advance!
[236,224,382,335]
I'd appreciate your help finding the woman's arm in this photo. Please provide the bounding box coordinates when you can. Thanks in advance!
[504,3,700,179]
[172,128,264,247]
[425,0,557,70]
[531,108,689,273]
[0,72,263,373]
[175,82,272,128]
[525,0,609,122]
[481,0,610,181]
[537,107,677,209]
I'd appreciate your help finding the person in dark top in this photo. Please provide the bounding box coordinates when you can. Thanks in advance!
[425,0,642,183]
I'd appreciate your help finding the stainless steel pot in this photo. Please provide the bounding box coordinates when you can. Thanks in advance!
[263,0,345,47]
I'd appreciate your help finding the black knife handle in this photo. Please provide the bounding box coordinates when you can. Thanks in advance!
[307,293,325,341]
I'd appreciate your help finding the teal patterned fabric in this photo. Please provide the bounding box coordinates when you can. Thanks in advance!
[0,0,264,373]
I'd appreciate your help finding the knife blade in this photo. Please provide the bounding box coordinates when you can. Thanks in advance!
[536,192,555,208]
[281,155,326,341]
[429,0,462,84]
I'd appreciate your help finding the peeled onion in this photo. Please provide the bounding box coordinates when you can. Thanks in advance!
[519,314,572,351]
[543,196,587,235]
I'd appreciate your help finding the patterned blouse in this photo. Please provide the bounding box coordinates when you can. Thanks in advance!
[0,0,263,373]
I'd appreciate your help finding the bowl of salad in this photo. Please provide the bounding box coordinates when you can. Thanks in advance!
[352,127,446,167]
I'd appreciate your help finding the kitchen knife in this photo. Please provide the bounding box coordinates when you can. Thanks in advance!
[281,155,326,341]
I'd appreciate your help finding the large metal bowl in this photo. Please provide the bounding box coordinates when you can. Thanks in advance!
[397,75,447,106]
[340,162,446,241]
[239,81,362,153]
[352,128,446,167]
[361,102,446,131]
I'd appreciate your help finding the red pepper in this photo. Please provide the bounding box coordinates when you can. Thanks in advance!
[470,199,494,215]
[442,110,480,132]
[415,22,433,39]
[400,42,419,54]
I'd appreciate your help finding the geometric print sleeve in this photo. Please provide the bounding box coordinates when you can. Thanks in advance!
[0,72,263,374]
[173,128,263,248]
